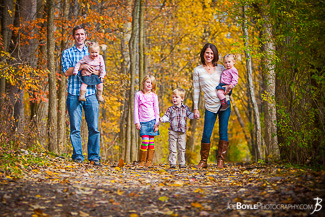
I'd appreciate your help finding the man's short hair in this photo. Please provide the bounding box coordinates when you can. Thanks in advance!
[173,88,186,99]
[72,24,87,36]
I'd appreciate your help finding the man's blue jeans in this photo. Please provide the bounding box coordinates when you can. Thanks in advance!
[67,94,100,161]
[201,101,231,143]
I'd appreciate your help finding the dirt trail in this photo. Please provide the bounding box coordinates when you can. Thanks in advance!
[1,158,324,216]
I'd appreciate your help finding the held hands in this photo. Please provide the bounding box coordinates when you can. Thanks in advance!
[135,123,141,131]
[194,109,200,120]
[153,124,159,132]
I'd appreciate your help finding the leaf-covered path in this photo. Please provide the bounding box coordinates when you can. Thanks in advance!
[1,157,324,217]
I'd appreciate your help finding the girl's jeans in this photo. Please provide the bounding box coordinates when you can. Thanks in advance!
[67,94,100,161]
[201,101,231,143]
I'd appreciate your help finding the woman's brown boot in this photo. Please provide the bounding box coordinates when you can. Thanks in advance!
[197,143,210,169]
[138,150,147,167]
[145,149,155,167]
[217,140,229,168]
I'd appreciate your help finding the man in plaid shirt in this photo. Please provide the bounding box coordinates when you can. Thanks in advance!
[160,88,194,169]
[61,25,101,166]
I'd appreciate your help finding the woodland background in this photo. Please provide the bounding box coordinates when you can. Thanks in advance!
[0,0,324,168]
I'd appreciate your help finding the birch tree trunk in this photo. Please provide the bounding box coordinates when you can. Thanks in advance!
[47,0,58,153]
[242,5,263,160]
[260,4,280,161]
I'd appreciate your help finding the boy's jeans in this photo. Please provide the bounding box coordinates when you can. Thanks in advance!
[201,101,231,143]
[168,130,186,165]
[67,94,100,161]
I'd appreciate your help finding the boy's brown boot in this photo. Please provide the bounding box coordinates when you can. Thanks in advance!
[145,149,155,167]
[97,90,104,102]
[220,98,229,111]
[79,90,86,101]
[138,150,147,167]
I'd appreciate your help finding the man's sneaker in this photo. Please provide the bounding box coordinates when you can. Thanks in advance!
[170,164,176,169]
[179,164,186,169]
[90,160,102,166]
[73,158,83,163]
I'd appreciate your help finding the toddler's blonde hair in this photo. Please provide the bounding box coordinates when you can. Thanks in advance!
[173,88,186,99]
[85,41,107,52]
[223,54,236,62]
[141,74,157,93]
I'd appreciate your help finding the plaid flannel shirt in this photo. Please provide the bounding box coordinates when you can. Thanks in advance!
[161,104,194,133]
[61,45,96,96]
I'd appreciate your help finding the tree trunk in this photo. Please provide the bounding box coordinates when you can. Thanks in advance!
[9,0,37,133]
[138,0,145,82]
[57,0,70,153]
[125,104,131,163]
[129,0,139,162]
[0,0,14,110]
[47,0,58,153]
[120,0,132,161]
[187,89,198,152]
[260,4,280,161]
[242,5,263,160]
[230,96,252,154]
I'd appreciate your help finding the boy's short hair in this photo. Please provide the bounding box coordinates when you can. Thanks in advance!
[173,88,186,99]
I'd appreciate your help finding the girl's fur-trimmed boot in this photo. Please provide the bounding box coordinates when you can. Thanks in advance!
[79,90,86,101]
[145,149,155,167]
[138,150,147,167]
[97,89,104,102]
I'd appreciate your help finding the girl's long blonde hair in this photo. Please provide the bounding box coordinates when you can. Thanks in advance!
[141,74,157,94]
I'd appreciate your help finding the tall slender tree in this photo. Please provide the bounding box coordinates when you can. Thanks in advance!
[57,0,70,152]
[258,3,280,161]
[0,0,14,110]
[47,0,58,153]
[242,5,263,160]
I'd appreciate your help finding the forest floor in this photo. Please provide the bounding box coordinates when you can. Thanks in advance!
[0,153,325,217]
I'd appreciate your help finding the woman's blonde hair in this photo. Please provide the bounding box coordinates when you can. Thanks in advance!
[85,41,107,52]
[141,74,157,93]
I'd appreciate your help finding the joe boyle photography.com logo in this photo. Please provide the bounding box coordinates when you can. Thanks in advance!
[227,197,322,214]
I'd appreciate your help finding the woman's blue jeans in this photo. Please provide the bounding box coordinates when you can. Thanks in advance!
[67,94,100,161]
[201,101,231,143]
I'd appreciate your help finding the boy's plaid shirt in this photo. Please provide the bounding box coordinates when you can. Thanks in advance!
[61,45,96,96]
[161,104,194,133]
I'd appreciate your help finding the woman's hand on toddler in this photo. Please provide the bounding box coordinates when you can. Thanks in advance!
[135,123,141,130]
[225,84,233,94]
